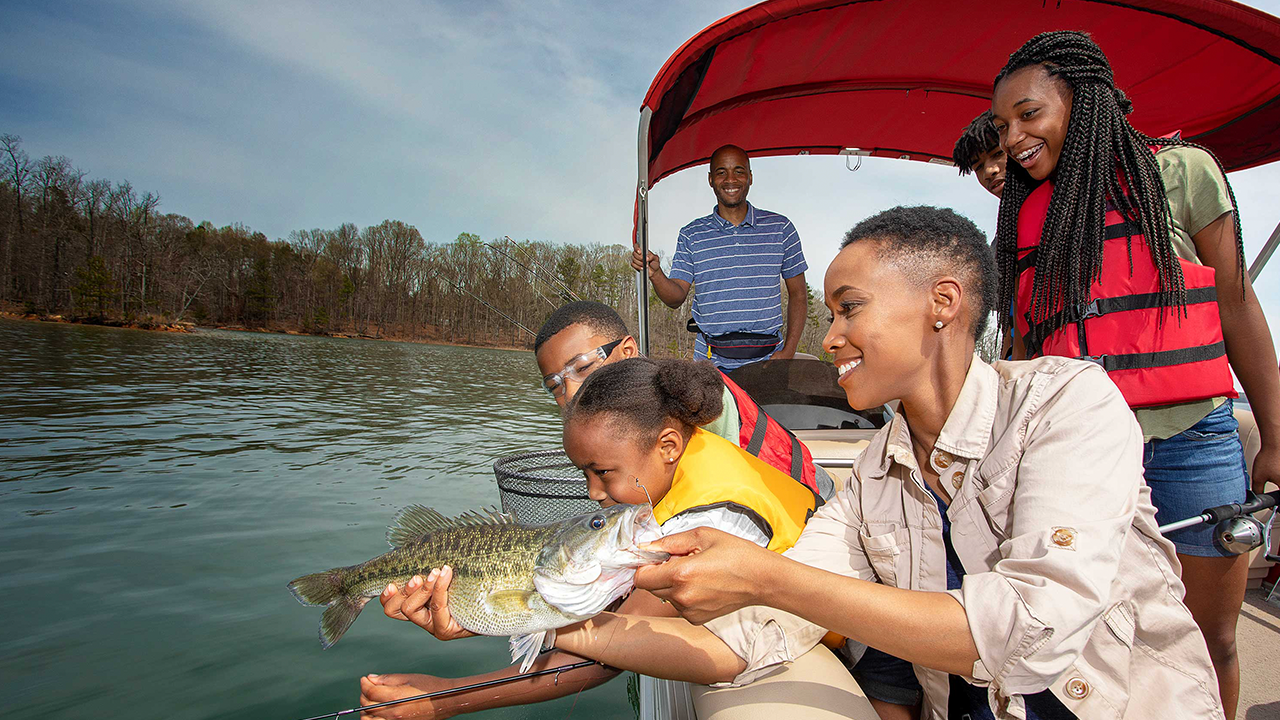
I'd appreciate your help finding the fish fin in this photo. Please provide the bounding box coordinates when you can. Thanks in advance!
[319,595,371,649]
[484,589,538,615]
[387,505,517,548]
[288,569,345,607]
[509,630,551,673]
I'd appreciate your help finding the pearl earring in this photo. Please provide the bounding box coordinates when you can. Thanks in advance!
[934,321,944,329]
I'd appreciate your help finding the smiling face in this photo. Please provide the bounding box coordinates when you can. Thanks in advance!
[562,416,678,507]
[707,147,752,209]
[971,146,1007,198]
[992,64,1072,182]
[823,242,938,410]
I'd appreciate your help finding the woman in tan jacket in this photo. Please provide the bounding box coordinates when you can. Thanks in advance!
[367,205,1221,719]
[576,205,1223,719]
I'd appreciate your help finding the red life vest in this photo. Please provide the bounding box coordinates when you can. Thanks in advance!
[1014,176,1236,408]
[719,371,822,496]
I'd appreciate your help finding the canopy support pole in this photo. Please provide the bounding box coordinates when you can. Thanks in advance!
[1248,218,1280,282]
[635,107,653,355]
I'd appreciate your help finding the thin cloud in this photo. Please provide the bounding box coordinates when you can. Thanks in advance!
[1,0,1277,349]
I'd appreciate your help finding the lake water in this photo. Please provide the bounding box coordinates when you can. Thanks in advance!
[0,318,629,720]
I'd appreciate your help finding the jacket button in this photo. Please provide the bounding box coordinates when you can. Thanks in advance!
[1052,527,1077,549]
[1065,677,1090,700]
[930,450,954,471]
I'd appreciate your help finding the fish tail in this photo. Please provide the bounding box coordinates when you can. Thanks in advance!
[288,569,346,607]
[288,568,371,648]
[319,595,371,649]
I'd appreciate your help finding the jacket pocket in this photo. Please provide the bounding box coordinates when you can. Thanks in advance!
[861,526,911,588]
[975,479,1015,539]
[1102,602,1135,649]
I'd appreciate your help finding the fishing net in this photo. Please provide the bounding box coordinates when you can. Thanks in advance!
[492,449,599,525]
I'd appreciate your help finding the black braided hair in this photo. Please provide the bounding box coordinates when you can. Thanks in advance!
[953,110,1001,175]
[992,31,1245,336]
[566,357,723,445]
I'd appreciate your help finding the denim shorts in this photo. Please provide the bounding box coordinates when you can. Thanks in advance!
[846,646,922,706]
[1143,399,1249,557]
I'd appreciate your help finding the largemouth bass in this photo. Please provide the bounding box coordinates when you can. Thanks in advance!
[288,503,668,671]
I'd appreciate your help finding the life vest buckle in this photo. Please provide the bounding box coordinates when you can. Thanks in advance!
[1079,300,1102,320]
[1082,354,1108,367]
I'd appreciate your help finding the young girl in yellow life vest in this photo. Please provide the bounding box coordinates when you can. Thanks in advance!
[358,357,849,720]
[564,356,818,552]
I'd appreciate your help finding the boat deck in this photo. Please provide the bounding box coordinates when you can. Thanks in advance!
[1239,588,1280,719]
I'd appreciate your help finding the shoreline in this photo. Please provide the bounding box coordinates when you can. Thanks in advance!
[0,311,533,353]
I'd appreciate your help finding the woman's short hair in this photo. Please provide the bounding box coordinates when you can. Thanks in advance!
[841,206,997,340]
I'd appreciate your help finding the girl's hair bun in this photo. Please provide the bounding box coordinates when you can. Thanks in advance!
[568,357,724,440]
[654,359,724,427]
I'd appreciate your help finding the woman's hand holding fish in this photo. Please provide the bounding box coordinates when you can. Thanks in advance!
[632,527,780,625]
[359,672,455,719]
[380,566,476,641]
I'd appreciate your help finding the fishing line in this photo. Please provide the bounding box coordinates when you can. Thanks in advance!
[633,477,662,536]
[294,660,598,720]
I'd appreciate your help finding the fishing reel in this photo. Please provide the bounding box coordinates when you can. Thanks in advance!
[1162,490,1279,556]
[1215,514,1268,555]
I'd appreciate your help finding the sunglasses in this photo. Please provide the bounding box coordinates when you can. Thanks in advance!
[542,339,624,398]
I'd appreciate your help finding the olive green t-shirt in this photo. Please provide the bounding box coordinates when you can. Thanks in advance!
[701,385,741,444]
[1131,145,1235,441]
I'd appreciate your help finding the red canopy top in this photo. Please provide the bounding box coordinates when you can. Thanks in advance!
[640,0,1280,186]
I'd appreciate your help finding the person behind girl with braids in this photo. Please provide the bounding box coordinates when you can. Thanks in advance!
[360,358,874,720]
[990,31,1280,719]
[953,110,1007,199]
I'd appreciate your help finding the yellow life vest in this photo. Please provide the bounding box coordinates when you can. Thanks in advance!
[653,428,818,553]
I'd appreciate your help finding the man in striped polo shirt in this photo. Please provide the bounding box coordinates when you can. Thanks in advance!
[632,144,808,371]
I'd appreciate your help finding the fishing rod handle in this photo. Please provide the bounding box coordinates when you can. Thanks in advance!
[1203,490,1280,523]
[1157,490,1279,534]
[293,659,600,720]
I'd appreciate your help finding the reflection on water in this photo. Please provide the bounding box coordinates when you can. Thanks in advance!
[0,319,622,719]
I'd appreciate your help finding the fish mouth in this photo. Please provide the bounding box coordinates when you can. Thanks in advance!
[611,504,668,566]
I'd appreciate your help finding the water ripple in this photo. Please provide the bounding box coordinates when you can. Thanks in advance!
[0,319,618,720]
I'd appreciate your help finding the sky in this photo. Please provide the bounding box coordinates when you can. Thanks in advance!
[3,0,1279,351]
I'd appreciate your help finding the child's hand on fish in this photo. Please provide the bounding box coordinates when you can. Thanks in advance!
[633,527,778,625]
[380,566,477,641]
[359,672,456,719]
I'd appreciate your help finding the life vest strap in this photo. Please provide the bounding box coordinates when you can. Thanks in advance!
[1081,340,1227,372]
[1016,221,1140,277]
[1025,286,1219,356]
[746,406,770,456]
[788,434,802,482]
[742,393,805,485]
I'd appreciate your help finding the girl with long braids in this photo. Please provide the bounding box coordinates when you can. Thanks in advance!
[990,31,1280,718]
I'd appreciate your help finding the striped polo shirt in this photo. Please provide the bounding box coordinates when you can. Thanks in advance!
[670,203,807,370]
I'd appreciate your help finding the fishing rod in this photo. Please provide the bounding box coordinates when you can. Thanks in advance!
[481,241,560,309]
[501,236,583,303]
[434,273,537,337]
[294,659,599,720]
[1158,490,1278,555]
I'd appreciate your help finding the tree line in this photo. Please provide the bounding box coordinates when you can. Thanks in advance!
[0,133,837,357]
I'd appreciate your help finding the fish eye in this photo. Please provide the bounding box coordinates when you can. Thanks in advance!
[589,515,606,530]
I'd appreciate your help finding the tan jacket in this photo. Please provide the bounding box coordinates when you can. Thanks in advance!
[706,356,1223,719]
